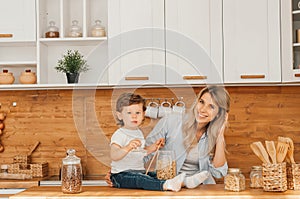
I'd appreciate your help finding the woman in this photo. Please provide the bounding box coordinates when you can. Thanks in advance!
[145,85,230,184]
[106,85,230,186]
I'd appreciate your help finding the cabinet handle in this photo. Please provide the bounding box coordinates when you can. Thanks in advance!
[0,34,13,38]
[183,75,207,80]
[295,73,300,77]
[240,75,265,79]
[125,76,149,81]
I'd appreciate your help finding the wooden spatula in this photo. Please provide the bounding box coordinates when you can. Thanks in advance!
[265,140,276,164]
[254,141,271,164]
[250,142,268,164]
[276,137,289,163]
[284,137,295,164]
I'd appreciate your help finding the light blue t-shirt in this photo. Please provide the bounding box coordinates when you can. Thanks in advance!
[145,113,228,184]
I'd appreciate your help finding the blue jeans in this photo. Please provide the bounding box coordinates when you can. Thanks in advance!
[111,170,166,191]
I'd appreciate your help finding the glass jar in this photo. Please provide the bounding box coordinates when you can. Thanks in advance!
[61,149,82,194]
[69,20,82,37]
[45,21,59,38]
[224,168,245,192]
[1,165,8,173]
[250,166,263,188]
[91,20,106,37]
[156,150,176,180]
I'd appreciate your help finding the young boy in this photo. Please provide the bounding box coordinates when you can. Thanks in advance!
[110,93,185,191]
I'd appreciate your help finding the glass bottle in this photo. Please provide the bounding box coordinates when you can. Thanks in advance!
[250,165,263,188]
[61,149,82,194]
[224,168,245,192]
[156,150,176,180]
[91,20,106,37]
[45,21,59,38]
[69,20,82,37]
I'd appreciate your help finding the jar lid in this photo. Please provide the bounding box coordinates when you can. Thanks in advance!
[62,149,81,165]
[228,168,240,173]
[47,21,59,32]
[1,164,8,169]
[251,165,262,170]
[70,20,82,32]
[92,20,105,30]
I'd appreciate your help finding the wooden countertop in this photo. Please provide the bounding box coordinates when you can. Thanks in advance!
[9,184,300,199]
[0,178,41,189]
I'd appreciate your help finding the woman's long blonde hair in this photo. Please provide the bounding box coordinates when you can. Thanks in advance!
[182,85,230,154]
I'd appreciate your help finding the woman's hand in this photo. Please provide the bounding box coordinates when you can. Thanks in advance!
[105,170,114,187]
[217,112,228,143]
[155,138,165,149]
[145,138,165,154]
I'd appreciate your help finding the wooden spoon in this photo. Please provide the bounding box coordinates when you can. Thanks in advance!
[250,142,268,164]
[27,141,40,156]
[265,141,276,164]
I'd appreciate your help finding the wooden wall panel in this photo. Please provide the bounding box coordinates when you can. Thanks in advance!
[0,86,300,179]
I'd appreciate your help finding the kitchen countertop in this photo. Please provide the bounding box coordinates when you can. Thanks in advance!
[9,184,300,199]
[0,178,41,189]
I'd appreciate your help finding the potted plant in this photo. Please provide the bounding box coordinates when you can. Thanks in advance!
[55,50,89,83]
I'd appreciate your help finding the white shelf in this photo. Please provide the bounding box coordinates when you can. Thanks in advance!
[0,61,37,67]
[39,37,107,46]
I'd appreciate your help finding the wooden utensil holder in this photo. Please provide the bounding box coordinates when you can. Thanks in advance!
[262,162,287,192]
[287,163,300,190]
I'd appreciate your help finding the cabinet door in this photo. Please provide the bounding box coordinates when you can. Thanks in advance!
[0,0,36,42]
[281,0,300,82]
[223,0,281,83]
[108,0,165,85]
[165,0,223,85]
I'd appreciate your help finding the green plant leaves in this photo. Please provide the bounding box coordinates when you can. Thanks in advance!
[55,50,89,74]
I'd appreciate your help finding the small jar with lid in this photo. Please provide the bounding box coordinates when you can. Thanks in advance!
[19,69,37,84]
[0,69,15,84]
[224,168,245,192]
[250,165,263,188]
[61,149,82,194]
[1,165,8,173]
[45,21,59,38]
[91,20,106,37]
[69,20,82,37]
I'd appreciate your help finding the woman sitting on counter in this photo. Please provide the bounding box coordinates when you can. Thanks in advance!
[106,85,231,187]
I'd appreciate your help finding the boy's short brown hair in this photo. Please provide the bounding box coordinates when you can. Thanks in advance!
[115,93,146,126]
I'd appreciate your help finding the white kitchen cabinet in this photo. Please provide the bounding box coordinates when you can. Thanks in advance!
[165,0,223,85]
[0,0,37,85]
[0,0,36,42]
[223,0,281,83]
[108,0,165,85]
[281,0,300,82]
[37,0,108,86]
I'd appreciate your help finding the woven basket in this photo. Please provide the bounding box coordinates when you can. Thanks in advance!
[8,162,48,178]
[13,155,31,165]
[262,162,287,192]
[287,163,300,190]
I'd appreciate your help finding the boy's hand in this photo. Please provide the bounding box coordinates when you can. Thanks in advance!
[126,139,142,151]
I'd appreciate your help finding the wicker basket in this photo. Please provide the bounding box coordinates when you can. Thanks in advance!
[8,162,48,178]
[287,163,300,190]
[262,162,287,192]
[13,155,31,165]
